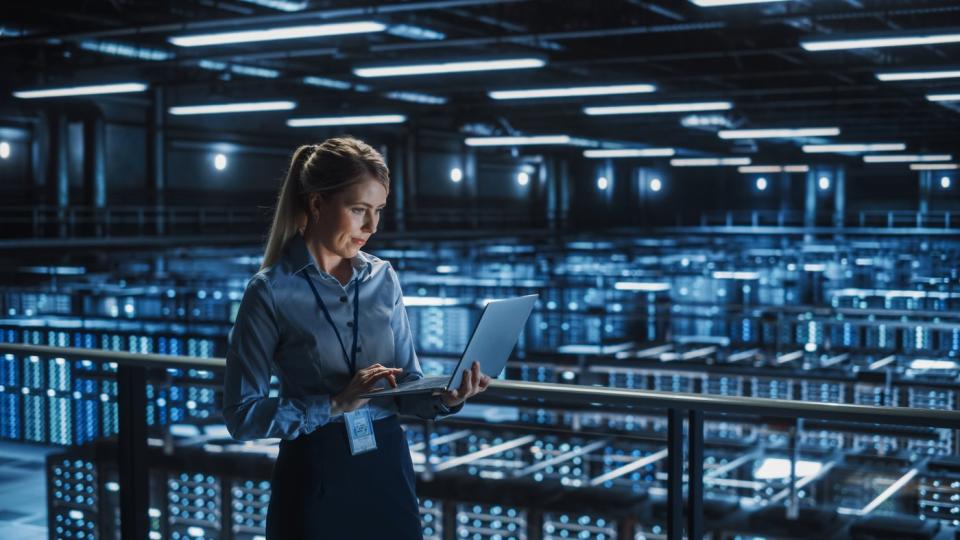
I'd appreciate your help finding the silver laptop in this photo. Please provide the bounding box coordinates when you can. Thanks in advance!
[360,294,538,398]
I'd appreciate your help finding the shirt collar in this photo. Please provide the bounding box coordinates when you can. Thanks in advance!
[283,232,371,281]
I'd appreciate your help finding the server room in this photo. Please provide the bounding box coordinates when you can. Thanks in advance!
[1,1,959,539]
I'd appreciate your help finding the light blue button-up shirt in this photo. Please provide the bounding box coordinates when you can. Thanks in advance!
[222,232,461,441]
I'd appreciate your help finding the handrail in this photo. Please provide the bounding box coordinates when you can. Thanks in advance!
[3,343,958,429]
[2,341,957,539]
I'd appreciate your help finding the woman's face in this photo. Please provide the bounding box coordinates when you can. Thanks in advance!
[308,177,388,259]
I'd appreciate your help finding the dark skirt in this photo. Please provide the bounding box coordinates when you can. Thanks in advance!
[266,414,423,539]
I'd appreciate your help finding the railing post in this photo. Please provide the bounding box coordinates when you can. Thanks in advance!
[667,408,684,540]
[786,418,801,520]
[687,409,704,540]
[117,365,149,540]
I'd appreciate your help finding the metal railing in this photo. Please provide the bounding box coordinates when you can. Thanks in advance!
[1,342,958,539]
[0,205,267,239]
[0,205,543,240]
[695,209,960,230]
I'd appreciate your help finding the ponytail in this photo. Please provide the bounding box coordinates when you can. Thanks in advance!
[260,145,314,270]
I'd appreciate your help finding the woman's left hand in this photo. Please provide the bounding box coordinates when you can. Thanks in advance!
[440,361,491,408]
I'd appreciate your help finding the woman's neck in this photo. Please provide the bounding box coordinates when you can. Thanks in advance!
[303,234,348,277]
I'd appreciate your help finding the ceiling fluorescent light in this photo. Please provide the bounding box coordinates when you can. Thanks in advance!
[584,101,732,115]
[489,83,656,100]
[801,30,960,52]
[738,164,810,173]
[302,76,353,90]
[237,0,308,11]
[739,165,783,173]
[863,154,952,163]
[802,143,906,153]
[169,21,386,47]
[387,24,446,41]
[719,127,840,139]
[910,163,958,171]
[286,114,406,127]
[927,93,960,102]
[877,69,960,81]
[465,136,571,147]
[354,58,545,78]
[583,148,675,158]
[13,82,148,99]
[169,101,296,115]
[671,157,751,167]
[384,91,447,105]
[79,41,173,61]
[691,0,792,5]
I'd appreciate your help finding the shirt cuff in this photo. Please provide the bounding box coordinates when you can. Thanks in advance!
[434,396,464,417]
[304,394,333,432]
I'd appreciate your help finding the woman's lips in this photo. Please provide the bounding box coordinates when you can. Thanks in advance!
[352,238,366,246]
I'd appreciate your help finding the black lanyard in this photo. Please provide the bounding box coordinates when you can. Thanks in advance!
[302,271,361,376]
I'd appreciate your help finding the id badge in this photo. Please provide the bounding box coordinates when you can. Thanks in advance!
[344,406,378,455]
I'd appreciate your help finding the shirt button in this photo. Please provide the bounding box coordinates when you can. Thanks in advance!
[340,296,347,303]
[356,346,362,352]
[347,321,354,328]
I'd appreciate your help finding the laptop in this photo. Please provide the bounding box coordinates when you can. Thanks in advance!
[359,294,538,398]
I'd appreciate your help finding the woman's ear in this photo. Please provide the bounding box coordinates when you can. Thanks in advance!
[307,193,326,222]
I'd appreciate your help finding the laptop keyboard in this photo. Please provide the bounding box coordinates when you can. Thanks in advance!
[400,376,447,390]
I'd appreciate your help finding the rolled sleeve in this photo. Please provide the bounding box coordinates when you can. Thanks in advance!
[388,268,463,420]
[222,275,333,440]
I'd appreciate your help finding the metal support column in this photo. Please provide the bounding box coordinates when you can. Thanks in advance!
[687,409,704,540]
[919,170,931,217]
[117,365,149,540]
[384,139,405,232]
[778,171,791,213]
[804,169,817,242]
[47,113,69,238]
[464,146,478,228]
[667,408,684,540]
[148,86,166,235]
[558,159,571,230]
[83,114,107,236]
[543,156,557,231]
[833,165,845,229]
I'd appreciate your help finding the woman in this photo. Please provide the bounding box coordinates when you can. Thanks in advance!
[222,137,490,539]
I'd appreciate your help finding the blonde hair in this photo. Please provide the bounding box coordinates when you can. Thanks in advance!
[260,137,390,270]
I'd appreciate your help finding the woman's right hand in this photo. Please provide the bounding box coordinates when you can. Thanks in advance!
[331,364,403,415]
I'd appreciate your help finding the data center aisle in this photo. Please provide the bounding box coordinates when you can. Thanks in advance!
[0,441,57,540]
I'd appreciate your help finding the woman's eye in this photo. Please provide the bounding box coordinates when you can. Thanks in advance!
[351,208,364,214]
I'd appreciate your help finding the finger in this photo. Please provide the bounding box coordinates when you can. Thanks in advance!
[361,367,393,383]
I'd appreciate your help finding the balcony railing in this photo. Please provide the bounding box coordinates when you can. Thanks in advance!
[0,341,958,540]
